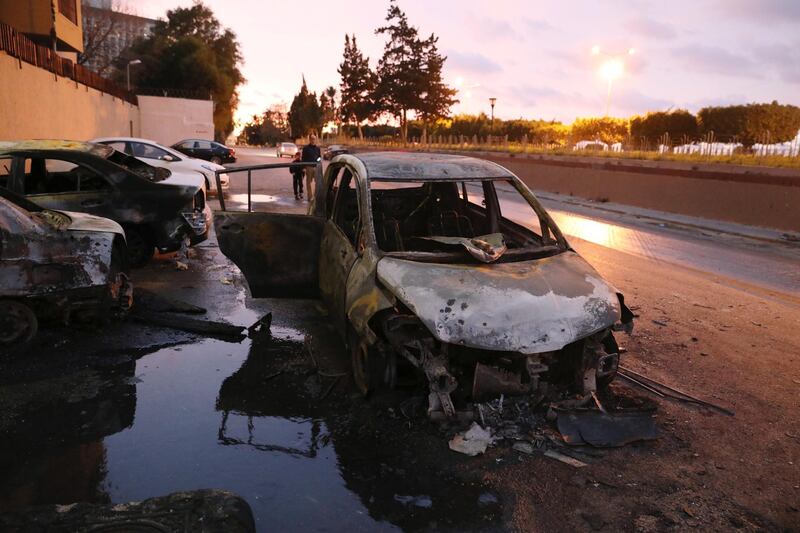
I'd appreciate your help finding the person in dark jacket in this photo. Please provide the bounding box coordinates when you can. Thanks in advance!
[289,151,304,199]
[301,134,321,201]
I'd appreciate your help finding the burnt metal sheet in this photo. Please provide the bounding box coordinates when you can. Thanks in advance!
[214,212,324,298]
[556,409,659,447]
[376,251,621,354]
[352,152,514,181]
[0,140,113,158]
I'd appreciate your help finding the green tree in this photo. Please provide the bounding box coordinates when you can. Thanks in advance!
[288,77,323,138]
[570,117,629,145]
[630,110,698,146]
[698,102,800,145]
[338,34,378,139]
[118,3,243,140]
[238,106,289,146]
[415,38,458,141]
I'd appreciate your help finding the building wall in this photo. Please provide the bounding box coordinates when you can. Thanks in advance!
[138,96,214,145]
[0,51,139,141]
[0,0,83,52]
[81,6,155,76]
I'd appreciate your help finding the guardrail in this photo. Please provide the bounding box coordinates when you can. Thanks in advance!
[214,161,323,212]
[0,21,137,105]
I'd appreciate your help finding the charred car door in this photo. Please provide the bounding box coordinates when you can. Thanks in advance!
[319,167,360,333]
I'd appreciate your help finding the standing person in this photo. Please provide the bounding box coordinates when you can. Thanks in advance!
[301,134,321,201]
[289,151,304,200]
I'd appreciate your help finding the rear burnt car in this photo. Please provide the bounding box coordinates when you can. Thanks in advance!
[0,140,212,266]
[322,144,348,160]
[0,188,132,349]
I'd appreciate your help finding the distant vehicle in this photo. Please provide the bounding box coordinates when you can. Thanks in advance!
[171,139,237,164]
[276,142,298,158]
[91,137,229,195]
[323,144,348,160]
[0,140,211,267]
[0,187,132,348]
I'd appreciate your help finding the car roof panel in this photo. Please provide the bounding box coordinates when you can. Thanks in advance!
[0,140,114,158]
[354,152,514,180]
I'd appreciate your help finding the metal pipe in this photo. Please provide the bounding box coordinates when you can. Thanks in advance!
[247,169,252,213]
[215,170,226,211]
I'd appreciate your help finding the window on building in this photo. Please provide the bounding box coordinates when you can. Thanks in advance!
[59,0,78,25]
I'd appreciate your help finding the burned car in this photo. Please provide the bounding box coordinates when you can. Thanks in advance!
[215,153,633,417]
[0,140,212,266]
[0,188,132,348]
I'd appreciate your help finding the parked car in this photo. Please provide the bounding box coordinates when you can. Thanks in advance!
[322,144,348,160]
[0,187,132,348]
[91,137,229,195]
[214,152,634,417]
[0,140,212,267]
[171,139,236,164]
[276,142,298,158]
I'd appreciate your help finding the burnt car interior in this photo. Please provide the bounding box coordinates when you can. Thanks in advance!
[366,178,563,262]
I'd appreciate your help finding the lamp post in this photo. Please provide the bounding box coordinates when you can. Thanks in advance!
[126,59,142,92]
[489,97,497,127]
[591,47,635,116]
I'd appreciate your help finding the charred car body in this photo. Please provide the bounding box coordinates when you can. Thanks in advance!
[0,188,132,348]
[215,153,633,417]
[0,140,212,266]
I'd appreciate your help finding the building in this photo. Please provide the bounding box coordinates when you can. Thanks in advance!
[81,3,155,76]
[0,0,83,60]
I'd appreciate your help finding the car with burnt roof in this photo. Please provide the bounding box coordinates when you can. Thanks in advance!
[0,140,212,266]
[0,187,132,349]
[214,152,633,417]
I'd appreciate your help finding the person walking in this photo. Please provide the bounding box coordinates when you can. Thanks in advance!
[301,134,321,201]
[289,151,304,199]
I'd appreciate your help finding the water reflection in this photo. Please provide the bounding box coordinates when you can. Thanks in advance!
[0,358,137,511]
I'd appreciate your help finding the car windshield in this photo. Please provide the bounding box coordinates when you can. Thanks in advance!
[368,177,567,264]
[106,149,170,182]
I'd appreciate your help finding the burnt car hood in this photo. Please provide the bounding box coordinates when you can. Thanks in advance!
[376,251,621,354]
[61,210,125,237]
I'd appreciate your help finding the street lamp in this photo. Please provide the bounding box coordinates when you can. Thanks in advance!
[489,97,497,127]
[127,59,142,92]
[591,46,635,116]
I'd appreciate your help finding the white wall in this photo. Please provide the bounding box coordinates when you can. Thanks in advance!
[138,95,214,145]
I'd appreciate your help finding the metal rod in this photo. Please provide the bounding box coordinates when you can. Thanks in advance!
[619,366,734,416]
[215,170,226,211]
[617,372,665,397]
[247,169,252,213]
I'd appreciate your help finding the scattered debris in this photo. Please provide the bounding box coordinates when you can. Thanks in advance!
[652,320,668,327]
[449,423,494,456]
[247,312,272,336]
[393,494,433,509]
[133,288,206,315]
[555,408,659,447]
[131,311,245,341]
[175,261,189,271]
[543,449,588,468]
[619,366,734,416]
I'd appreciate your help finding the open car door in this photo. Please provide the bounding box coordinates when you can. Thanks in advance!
[214,212,323,298]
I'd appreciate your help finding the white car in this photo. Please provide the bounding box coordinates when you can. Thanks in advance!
[276,142,298,158]
[91,137,230,196]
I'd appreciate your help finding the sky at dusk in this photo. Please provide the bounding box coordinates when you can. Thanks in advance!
[133,0,800,129]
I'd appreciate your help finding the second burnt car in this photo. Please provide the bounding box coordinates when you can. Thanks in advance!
[214,152,633,417]
[1,188,132,348]
[0,140,212,266]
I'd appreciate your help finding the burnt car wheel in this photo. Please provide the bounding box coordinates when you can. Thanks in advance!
[123,225,155,267]
[0,300,38,347]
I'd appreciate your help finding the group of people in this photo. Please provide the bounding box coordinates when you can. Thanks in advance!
[289,134,320,201]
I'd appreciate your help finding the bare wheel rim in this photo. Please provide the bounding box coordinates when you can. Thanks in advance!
[0,300,38,345]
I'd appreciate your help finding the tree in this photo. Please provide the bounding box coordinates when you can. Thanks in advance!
[375,2,427,142]
[289,77,323,138]
[570,117,629,144]
[238,106,289,146]
[338,34,378,139]
[698,102,800,146]
[79,0,135,76]
[630,110,698,146]
[415,39,458,141]
[117,3,244,140]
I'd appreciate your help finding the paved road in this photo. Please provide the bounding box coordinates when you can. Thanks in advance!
[225,146,800,299]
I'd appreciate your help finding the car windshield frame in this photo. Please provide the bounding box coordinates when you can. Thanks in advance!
[366,176,568,264]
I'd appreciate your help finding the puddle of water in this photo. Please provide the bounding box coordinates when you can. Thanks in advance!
[0,329,502,531]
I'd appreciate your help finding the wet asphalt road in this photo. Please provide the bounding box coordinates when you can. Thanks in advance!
[1,146,798,531]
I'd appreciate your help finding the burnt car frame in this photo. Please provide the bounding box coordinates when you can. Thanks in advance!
[0,141,211,266]
[0,188,132,348]
[215,152,633,417]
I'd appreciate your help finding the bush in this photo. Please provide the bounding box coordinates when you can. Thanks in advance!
[630,110,698,146]
[697,102,800,146]
[570,117,629,145]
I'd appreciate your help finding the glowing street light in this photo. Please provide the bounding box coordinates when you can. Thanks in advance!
[489,97,497,127]
[591,46,636,116]
[127,59,142,92]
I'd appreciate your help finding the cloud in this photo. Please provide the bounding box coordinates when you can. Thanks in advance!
[445,50,503,74]
[624,16,677,40]
[521,18,554,32]
[752,42,800,84]
[670,44,760,78]
[722,0,800,23]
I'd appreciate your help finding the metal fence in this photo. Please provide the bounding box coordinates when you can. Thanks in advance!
[0,21,137,105]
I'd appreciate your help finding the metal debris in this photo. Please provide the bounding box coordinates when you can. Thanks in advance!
[544,450,588,468]
[556,408,659,447]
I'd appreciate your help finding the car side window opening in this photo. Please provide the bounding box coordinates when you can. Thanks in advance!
[331,169,360,245]
[370,178,561,262]
[131,142,171,160]
[0,157,12,188]
[23,158,110,195]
